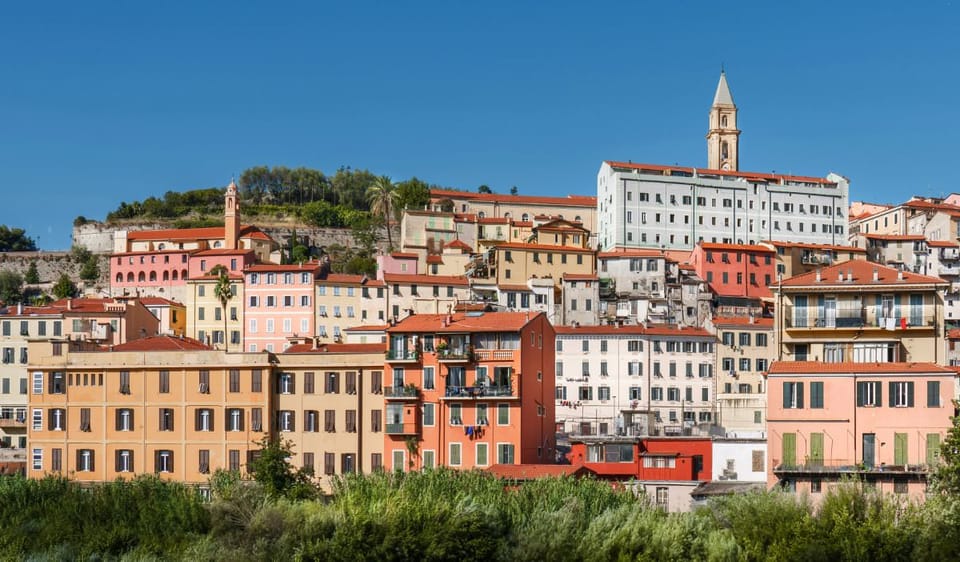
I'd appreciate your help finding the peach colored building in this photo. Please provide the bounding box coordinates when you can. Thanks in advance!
[761,241,867,280]
[381,273,471,322]
[766,361,953,499]
[383,312,555,471]
[276,342,385,490]
[55,297,160,346]
[243,263,320,352]
[140,297,186,337]
[315,273,386,343]
[26,336,271,484]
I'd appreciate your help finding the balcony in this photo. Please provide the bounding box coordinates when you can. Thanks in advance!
[0,417,26,429]
[473,349,516,361]
[386,349,420,363]
[784,308,936,330]
[800,254,833,266]
[384,385,420,400]
[385,422,420,435]
[773,459,930,476]
[444,385,515,399]
[437,348,473,363]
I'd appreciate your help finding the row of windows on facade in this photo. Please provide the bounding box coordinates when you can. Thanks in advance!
[32,447,265,475]
[720,357,769,373]
[624,209,844,234]
[781,380,941,409]
[32,406,264,433]
[705,271,772,287]
[35,369,266,395]
[245,318,313,335]
[557,339,715,353]
[247,272,314,285]
[276,371,366,395]
[390,366,517,391]
[721,332,769,347]
[117,270,188,283]
[557,385,711,404]
[120,253,189,265]
[244,295,308,308]
[556,361,715,378]
[621,191,842,217]
[779,432,941,472]
[1,347,28,365]
[0,320,62,338]
[501,249,586,265]
[391,442,517,468]
[386,402,516,428]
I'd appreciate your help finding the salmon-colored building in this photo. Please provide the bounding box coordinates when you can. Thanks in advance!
[383,312,555,470]
[689,242,776,300]
[27,336,271,483]
[766,361,954,499]
[243,263,320,352]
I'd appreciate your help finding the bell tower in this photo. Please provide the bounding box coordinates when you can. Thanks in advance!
[224,180,240,250]
[706,71,740,171]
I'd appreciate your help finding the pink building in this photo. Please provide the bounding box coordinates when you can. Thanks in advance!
[243,263,320,352]
[376,252,419,279]
[187,249,257,279]
[766,361,953,499]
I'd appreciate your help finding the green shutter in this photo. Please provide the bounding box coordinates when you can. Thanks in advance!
[889,382,896,407]
[810,433,824,466]
[928,381,941,407]
[797,383,804,409]
[927,433,941,466]
[907,382,915,407]
[894,433,908,465]
[856,382,864,407]
[811,382,824,408]
[875,382,882,407]
[782,433,797,467]
[783,382,792,408]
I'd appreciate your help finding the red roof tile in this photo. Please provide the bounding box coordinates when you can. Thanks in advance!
[445,239,473,252]
[126,225,271,241]
[948,328,960,340]
[598,248,668,259]
[762,241,866,253]
[563,273,599,280]
[390,252,419,259]
[699,242,775,253]
[110,335,211,352]
[864,234,926,241]
[283,343,386,354]
[777,260,945,287]
[382,273,469,286]
[767,361,953,374]
[191,249,257,256]
[344,324,390,332]
[605,161,837,185]
[711,316,774,328]
[426,255,444,264]
[430,189,597,208]
[554,324,713,338]
[491,242,594,253]
[388,312,540,333]
[486,464,592,480]
[245,263,321,273]
[319,273,368,285]
[926,240,959,248]
[138,297,184,307]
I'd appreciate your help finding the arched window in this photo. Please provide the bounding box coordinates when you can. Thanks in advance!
[163,271,169,281]
[504,212,511,219]
[721,141,729,160]
[157,243,165,250]
[574,215,582,222]
[521,213,529,221]
[213,241,222,248]
[126,273,134,283]
[172,270,178,281]
[182,269,188,280]
[138,272,146,282]
[116,273,123,284]
[149,271,157,282]
[721,115,728,127]
[478,211,485,219]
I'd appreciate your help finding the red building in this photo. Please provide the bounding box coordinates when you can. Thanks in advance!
[689,242,776,300]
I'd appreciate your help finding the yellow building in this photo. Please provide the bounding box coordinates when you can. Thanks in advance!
[315,274,387,343]
[186,273,244,350]
[762,241,867,280]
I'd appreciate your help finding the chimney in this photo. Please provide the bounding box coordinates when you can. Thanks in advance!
[846,269,852,282]
[837,271,843,283]
[67,298,72,311]
[897,269,904,281]
[17,303,22,316]
[872,268,879,282]
[815,269,821,283]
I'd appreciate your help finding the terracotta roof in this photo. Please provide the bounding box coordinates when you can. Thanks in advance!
[711,316,774,328]
[245,263,321,273]
[762,241,866,253]
[767,361,953,374]
[388,312,540,333]
[126,225,271,242]
[555,324,713,338]
[0,305,62,317]
[190,272,244,281]
[664,250,693,264]
[445,239,473,252]
[49,298,131,314]
[492,242,594,253]
[429,189,597,208]
[319,273,368,285]
[382,273,469,286]
[598,248,668,259]
[477,217,511,225]
[111,249,190,257]
[486,464,593,480]
[903,200,960,211]
[498,284,534,291]
[390,252,418,259]
[190,249,257,256]
[138,297,184,307]
[605,161,837,185]
[563,273,599,281]
[426,255,444,264]
[777,260,945,287]
[283,343,385,354]
[699,242,775,253]
[948,328,960,340]
[864,234,926,241]
[110,335,211,352]
[453,213,478,222]
[344,324,389,332]
[926,240,960,248]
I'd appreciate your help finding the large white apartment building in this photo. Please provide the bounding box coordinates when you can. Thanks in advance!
[554,325,716,437]
[596,73,850,252]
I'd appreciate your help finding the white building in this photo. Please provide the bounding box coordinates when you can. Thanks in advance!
[554,325,716,436]
[596,73,850,252]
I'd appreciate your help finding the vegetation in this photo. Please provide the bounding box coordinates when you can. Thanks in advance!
[210,265,233,352]
[0,225,37,252]
[51,273,77,299]
[367,175,399,251]
[24,261,39,284]
[0,271,23,304]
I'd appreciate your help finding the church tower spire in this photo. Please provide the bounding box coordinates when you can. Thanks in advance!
[224,179,240,250]
[706,71,740,171]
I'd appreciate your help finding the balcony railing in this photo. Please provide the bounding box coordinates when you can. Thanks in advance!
[437,349,473,362]
[386,349,420,362]
[385,422,420,435]
[473,349,516,361]
[772,459,931,474]
[784,308,936,330]
[444,385,514,399]
[800,254,833,266]
[384,385,420,399]
[0,417,26,428]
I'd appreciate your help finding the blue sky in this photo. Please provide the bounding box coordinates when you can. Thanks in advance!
[1,1,958,249]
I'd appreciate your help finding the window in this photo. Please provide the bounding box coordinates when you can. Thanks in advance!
[115,408,133,431]
[422,403,435,426]
[116,449,134,473]
[856,381,881,407]
[278,410,296,432]
[890,381,914,407]
[579,386,593,400]
[159,371,170,393]
[598,386,611,401]
[79,408,91,431]
[449,404,462,425]
[49,372,65,394]
[810,382,824,409]
[325,372,340,394]
[345,410,357,433]
[279,372,295,394]
[928,381,941,407]
[77,449,95,472]
[756,333,768,347]
[159,408,174,431]
[227,408,244,431]
[155,450,174,473]
[497,443,515,465]
[228,369,240,393]
[783,382,804,408]
[252,369,263,392]
[497,403,510,425]
[739,333,750,347]
[476,443,488,466]
[449,443,462,466]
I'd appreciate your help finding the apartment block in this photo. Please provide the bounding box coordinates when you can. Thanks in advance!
[711,316,773,437]
[383,312,556,470]
[315,274,386,343]
[763,241,867,281]
[244,263,320,352]
[381,274,471,322]
[187,273,243,350]
[429,188,597,238]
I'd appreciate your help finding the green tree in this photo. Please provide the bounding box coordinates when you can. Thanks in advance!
[0,271,24,304]
[931,404,960,497]
[51,273,77,299]
[395,177,431,213]
[24,261,39,285]
[300,200,344,228]
[477,184,493,194]
[0,226,37,252]
[247,436,317,500]
[510,185,519,195]
[366,176,398,251]
[210,265,233,352]
[79,256,99,283]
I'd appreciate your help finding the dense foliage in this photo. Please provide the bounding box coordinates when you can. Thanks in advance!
[0,225,37,252]
[3,469,960,561]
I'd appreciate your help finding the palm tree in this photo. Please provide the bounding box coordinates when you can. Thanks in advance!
[210,265,233,352]
[366,175,399,251]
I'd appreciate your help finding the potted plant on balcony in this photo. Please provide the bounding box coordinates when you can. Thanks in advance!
[403,383,418,397]
[436,341,449,356]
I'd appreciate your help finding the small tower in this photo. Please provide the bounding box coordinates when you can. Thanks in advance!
[224,180,240,250]
[706,71,740,171]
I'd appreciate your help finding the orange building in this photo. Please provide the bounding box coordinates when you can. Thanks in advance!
[384,312,555,470]
[27,336,271,483]
[689,242,777,301]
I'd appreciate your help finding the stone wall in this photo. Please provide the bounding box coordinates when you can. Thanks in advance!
[0,252,112,296]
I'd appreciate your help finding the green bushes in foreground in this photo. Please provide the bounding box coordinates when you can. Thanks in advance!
[2,470,960,561]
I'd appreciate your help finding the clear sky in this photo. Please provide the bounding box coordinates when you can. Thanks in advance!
[2,1,958,249]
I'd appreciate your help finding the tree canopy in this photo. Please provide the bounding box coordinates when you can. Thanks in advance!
[0,226,37,252]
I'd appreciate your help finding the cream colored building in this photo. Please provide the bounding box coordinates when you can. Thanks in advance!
[315,274,387,343]
[382,273,472,322]
[706,71,740,171]
[429,189,597,238]
[186,274,244,350]
[709,316,773,438]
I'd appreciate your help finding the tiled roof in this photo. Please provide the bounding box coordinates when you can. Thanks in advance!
[283,343,385,354]
[138,297,184,307]
[426,255,444,264]
[390,252,418,259]
[245,263,321,273]
[864,234,926,241]
[711,316,774,328]
[926,240,960,248]
[699,242,775,253]
[319,273,368,285]
[110,335,211,352]
[762,241,866,253]
[445,239,473,252]
[598,248,668,259]
[767,361,953,374]
[605,161,836,185]
[777,260,945,287]
[388,312,540,333]
[429,189,597,208]
[555,324,713,338]
[191,249,257,256]
[382,273,469,286]
[491,242,594,253]
[563,273,599,281]
[49,298,132,314]
[948,328,960,340]
[126,225,271,241]
[344,324,389,332]
[111,249,190,257]
[486,464,593,480]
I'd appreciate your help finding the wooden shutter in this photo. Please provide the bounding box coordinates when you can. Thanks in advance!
[346,372,357,394]
[907,382,915,407]
[371,371,382,394]
[810,433,824,465]
[889,382,896,407]
[927,433,941,465]
[796,383,804,409]
[782,433,796,467]
[894,433,908,465]
[783,382,792,408]
[372,409,381,432]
